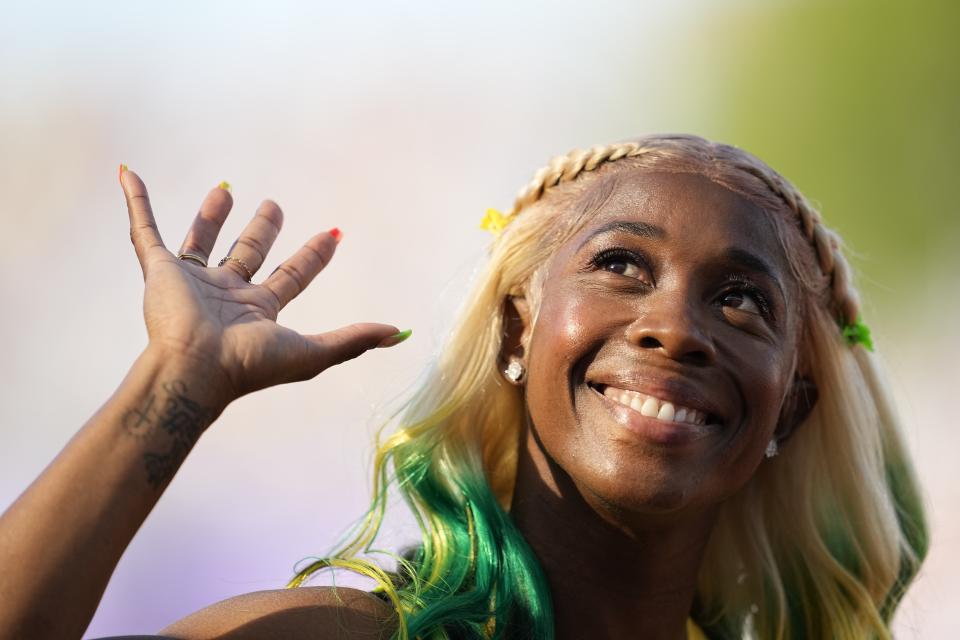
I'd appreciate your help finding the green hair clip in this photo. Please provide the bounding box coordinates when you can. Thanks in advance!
[842,316,874,351]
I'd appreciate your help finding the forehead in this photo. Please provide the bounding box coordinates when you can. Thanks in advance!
[570,170,790,272]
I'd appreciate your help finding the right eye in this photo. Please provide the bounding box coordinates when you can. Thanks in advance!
[592,248,651,284]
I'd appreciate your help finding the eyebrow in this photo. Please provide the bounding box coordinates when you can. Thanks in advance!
[576,220,665,252]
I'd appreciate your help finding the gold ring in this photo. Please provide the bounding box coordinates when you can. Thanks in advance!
[217,255,254,282]
[177,252,208,267]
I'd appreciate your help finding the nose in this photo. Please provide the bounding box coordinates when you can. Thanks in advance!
[625,295,716,365]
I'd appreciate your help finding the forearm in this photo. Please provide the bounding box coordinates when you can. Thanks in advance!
[0,347,231,640]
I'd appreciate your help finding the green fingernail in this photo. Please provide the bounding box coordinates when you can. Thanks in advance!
[218,180,232,192]
[378,329,412,348]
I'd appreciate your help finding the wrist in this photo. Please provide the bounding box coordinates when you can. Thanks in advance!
[138,345,234,426]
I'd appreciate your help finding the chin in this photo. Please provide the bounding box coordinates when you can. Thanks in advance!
[543,443,704,523]
[583,466,712,517]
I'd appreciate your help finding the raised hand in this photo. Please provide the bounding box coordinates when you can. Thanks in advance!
[120,168,407,409]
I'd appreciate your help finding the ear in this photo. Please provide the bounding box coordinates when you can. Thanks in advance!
[500,296,532,366]
[775,376,818,444]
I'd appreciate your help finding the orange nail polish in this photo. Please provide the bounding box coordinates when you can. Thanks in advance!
[118,164,128,183]
[328,227,342,243]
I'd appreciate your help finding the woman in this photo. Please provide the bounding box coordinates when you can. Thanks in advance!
[0,135,927,639]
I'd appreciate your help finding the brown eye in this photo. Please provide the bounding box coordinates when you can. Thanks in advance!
[603,258,644,278]
[721,291,762,315]
[593,248,650,283]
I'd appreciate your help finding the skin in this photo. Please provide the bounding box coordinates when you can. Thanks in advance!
[0,172,400,639]
[0,168,815,639]
[508,170,816,640]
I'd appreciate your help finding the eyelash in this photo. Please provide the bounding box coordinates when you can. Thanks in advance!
[590,249,774,320]
[720,274,773,319]
[590,247,651,280]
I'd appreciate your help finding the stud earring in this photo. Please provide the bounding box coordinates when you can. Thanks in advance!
[764,439,779,459]
[504,359,525,384]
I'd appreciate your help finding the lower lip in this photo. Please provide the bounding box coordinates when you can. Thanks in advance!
[591,387,717,446]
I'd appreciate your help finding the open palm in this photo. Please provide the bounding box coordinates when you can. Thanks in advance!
[121,170,404,406]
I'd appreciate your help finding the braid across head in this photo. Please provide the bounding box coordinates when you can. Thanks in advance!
[499,134,863,334]
[299,134,922,640]
[479,135,919,637]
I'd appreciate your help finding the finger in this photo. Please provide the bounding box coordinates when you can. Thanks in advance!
[120,166,169,274]
[262,228,340,311]
[177,183,234,266]
[220,199,283,280]
[301,323,409,376]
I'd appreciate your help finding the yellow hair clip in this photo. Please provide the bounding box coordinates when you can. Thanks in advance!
[480,208,510,237]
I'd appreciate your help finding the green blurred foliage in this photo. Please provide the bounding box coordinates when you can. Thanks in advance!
[695,0,959,311]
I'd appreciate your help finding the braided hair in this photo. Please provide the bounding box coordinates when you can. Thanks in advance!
[292,134,926,640]
[502,135,859,328]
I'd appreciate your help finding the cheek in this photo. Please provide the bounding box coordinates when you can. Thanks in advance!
[722,345,793,467]
[529,285,611,375]
[751,358,789,424]
[524,288,610,436]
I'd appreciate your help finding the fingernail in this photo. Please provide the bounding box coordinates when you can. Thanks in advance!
[328,227,342,243]
[119,164,128,184]
[377,329,411,348]
[218,180,232,192]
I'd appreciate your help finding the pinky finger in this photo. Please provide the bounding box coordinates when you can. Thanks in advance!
[119,166,169,276]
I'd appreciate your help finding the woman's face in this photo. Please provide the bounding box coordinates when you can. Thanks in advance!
[522,170,803,517]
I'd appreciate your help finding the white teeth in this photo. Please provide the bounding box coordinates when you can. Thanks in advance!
[598,385,711,426]
[640,397,659,417]
[657,402,675,422]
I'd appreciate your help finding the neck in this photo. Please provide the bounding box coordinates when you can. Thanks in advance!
[509,427,717,640]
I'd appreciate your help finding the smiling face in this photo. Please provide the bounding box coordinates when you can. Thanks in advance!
[520,169,803,518]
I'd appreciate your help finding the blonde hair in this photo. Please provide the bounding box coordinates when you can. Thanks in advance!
[292,134,927,640]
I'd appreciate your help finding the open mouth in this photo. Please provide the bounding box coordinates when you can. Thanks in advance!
[588,383,721,427]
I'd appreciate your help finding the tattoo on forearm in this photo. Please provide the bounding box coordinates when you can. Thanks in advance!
[121,380,214,489]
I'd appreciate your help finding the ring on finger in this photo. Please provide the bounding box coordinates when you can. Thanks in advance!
[177,252,208,267]
[218,255,254,282]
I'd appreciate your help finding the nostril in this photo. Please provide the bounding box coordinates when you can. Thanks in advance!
[683,351,711,368]
[639,336,662,349]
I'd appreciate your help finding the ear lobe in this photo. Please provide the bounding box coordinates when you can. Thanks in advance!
[500,296,532,364]
[775,376,818,444]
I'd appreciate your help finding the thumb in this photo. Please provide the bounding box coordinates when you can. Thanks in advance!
[303,323,411,374]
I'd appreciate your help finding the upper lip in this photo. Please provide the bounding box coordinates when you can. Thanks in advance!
[586,374,730,424]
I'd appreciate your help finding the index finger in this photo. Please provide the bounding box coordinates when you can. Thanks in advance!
[119,165,168,275]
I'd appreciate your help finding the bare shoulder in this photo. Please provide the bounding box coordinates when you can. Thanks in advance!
[151,586,397,639]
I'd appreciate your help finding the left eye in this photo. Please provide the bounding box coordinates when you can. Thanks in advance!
[720,290,762,315]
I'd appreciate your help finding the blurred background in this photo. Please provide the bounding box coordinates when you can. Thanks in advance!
[1,0,956,636]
